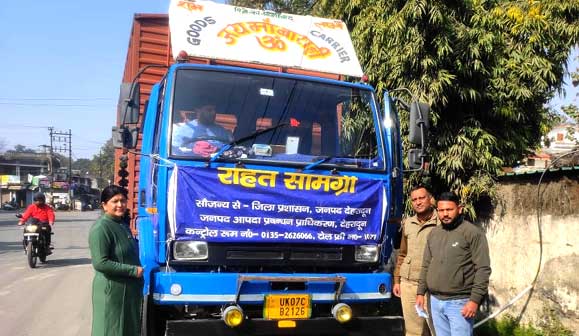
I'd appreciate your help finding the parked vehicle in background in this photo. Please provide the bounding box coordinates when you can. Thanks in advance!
[114,1,429,335]
[73,194,100,211]
[47,192,70,210]
[2,202,18,211]
[87,195,101,210]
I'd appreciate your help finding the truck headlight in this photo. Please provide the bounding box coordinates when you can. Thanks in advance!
[354,245,379,262]
[173,241,208,260]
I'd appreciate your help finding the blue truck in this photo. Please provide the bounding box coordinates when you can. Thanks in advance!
[114,1,428,335]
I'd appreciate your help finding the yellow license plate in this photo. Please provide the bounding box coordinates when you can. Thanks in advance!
[263,294,311,320]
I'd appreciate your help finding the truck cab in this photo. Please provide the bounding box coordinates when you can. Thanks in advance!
[132,62,405,335]
[114,1,428,334]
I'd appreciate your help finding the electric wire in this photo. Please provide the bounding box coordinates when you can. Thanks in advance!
[0,97,114,101]
[0,102,112,107]
[0,124,50,129]
[473,148,579,328]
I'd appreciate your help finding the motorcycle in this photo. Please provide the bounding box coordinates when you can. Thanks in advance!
[16,213,53,268]
[2,202,17,210]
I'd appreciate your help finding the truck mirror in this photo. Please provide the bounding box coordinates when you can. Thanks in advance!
[407,149,423,170]
[408,102,430,145]
[112,126,139,149]
[112,126,124,149]
[118,82,140,124]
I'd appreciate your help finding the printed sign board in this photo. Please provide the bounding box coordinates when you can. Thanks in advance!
[0,175,20,187]
[169,0,364,77]
[168,166,386,245]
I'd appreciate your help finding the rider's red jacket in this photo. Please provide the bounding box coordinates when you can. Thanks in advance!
[19,204,55,225]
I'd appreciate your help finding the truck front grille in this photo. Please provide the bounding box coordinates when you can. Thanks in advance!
[289,250,342,261]
[169,243,378,272]
[227,250,284,260]
[226,246,342,261]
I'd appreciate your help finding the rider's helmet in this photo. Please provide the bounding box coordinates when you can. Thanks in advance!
[33,193,46,203]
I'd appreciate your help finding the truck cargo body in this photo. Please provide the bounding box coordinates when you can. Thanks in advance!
[116,6,410,335]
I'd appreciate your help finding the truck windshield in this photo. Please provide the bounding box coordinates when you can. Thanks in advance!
[170,69,383,170]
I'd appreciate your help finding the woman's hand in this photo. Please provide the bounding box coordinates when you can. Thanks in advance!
[136,266,144,278]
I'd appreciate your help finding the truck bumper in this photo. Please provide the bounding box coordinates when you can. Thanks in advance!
[152,272,392,305]
[165,316,403,336]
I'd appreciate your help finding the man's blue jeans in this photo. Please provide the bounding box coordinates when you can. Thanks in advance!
[430,295,474,336]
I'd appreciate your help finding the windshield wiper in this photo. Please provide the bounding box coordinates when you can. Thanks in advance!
[209,122,289,163]
[303,156,335,171]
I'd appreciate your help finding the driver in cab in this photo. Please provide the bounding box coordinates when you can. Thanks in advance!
[172,104,233,157]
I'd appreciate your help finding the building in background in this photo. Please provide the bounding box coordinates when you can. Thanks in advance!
[0,152,99,210]
[0,151,51,207]
[543,123,579,154]
[508,124,579,174]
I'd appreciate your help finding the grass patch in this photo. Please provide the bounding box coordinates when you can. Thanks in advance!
[474,310,573,336]
[475,316,542,336]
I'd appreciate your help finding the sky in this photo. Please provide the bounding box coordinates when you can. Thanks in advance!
[0,1,177,160]
[0,1,576,160]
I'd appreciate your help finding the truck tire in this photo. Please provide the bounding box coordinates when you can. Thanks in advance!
[142,294,173,336]
[141,294,161,336]
[141,295,149,336]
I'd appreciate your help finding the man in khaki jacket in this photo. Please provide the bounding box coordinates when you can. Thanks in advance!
[393,185,439,336]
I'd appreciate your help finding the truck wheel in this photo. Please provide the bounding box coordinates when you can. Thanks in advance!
[141,294,158,336]
[26,242,37,268]
[142,294,171,336]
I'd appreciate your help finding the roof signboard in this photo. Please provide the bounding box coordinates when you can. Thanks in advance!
[169,0,364,77]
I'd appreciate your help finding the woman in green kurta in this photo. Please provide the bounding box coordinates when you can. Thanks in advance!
[89,185,143,336]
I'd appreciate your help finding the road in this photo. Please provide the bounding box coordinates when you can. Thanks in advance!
[0,210,98,336]
[0,210,405,336]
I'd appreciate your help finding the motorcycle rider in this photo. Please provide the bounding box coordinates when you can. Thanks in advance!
[17,193,55,251]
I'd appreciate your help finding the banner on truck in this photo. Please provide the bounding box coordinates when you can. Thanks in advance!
[168,166,386,245]
[169,0,364,77]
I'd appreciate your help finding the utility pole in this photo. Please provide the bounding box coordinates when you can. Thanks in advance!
[69,129,72,207]
[39,144,52,205]
[48,127,54,207]
[99,147,103,189]
[50,129,72,210]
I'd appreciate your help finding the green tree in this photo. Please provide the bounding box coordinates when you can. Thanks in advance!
[558,104,579,146]
[90,139,114,188]
[314,0,579,218]
[561,104,578,123]
[571,52,579,87]
[227,0,316,14]
[72,158,93,175]
[12,144,36,153]
[69,139,114,189]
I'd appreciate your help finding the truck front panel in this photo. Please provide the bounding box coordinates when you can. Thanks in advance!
[136,63,401,334]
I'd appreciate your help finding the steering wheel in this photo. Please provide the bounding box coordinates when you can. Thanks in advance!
[183,136,229,145]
